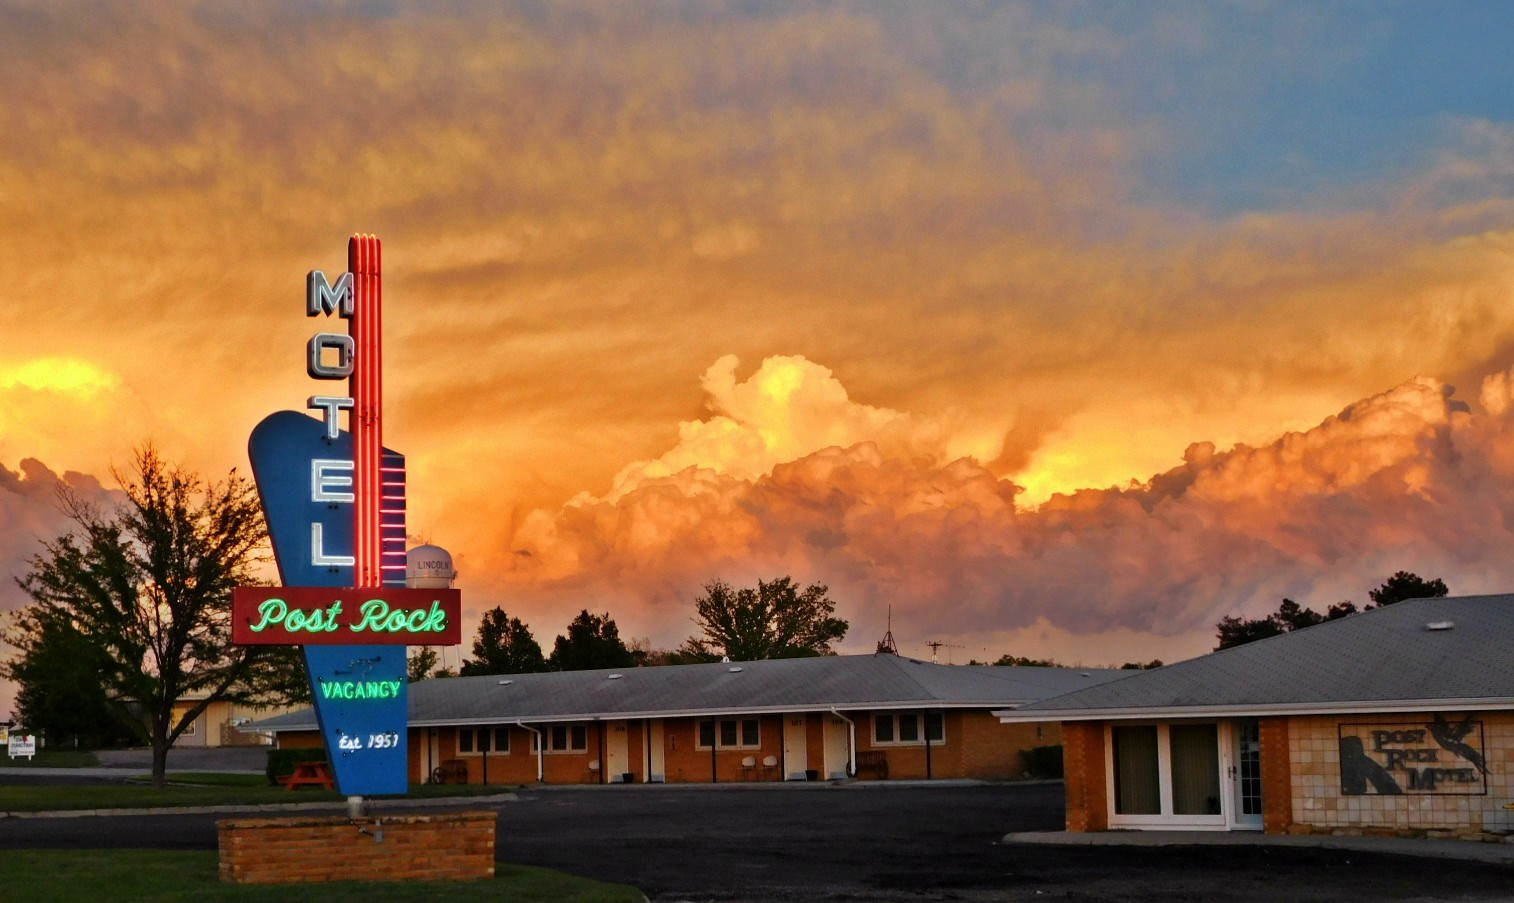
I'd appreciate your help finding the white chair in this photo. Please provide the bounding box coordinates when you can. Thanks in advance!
[740,755,758,780]
[761,755,780,780]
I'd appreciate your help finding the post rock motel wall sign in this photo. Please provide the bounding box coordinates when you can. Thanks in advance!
[235,236,460,796]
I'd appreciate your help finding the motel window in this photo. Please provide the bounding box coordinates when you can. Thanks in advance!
[697,718,761,749]
[1109,723,1223,824]
[458,726,510,756]
[532,724,589,753]
[873,713,945,746]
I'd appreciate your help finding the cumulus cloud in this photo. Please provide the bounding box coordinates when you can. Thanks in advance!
[500,359,1514,663]
[600,354,978,500]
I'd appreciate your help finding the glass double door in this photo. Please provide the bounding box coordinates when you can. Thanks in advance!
[1110,719,1262,830]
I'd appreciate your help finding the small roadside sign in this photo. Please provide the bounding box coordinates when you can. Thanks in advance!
[7,733,36,760]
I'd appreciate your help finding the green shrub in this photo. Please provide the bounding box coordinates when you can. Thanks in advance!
[265,747,328,786]
[1019,744,1063,779]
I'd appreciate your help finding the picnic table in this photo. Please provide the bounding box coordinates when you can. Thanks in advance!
[282,760,334,790]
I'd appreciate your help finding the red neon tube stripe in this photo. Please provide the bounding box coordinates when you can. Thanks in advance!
[349,234,383,588]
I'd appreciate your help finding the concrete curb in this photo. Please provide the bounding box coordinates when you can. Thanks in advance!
[1001,830,1514,864]
[0,792,518,820]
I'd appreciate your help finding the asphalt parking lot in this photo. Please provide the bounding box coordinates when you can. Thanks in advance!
[491,783,1514,902]
[2,766,1512,901]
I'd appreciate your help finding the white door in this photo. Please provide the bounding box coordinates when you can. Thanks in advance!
[418,728,440,783]
[1229,719,1263,829]
[823,716,851,780]
[606,720,630,782]
[783,715,808,780]
[647,720,665,782]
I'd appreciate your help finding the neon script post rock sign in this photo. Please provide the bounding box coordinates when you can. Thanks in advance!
[231,587,461,646]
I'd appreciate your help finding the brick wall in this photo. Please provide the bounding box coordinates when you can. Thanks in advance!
[1061,721,1107,832]
[218,811,495,884]
[1259,716,1292,834]
[850,711,1059,780]
[662,714,785,782]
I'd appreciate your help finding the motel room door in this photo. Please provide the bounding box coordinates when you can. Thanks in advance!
[1228,719,1263,830]
[783,715,808,780]
[606,720,630,782]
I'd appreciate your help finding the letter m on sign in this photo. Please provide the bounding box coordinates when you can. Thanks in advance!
[307,271,354,317]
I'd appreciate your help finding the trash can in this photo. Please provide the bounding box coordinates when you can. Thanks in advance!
[805,769,819,781]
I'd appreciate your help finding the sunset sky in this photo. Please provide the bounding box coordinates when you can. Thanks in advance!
[3,2,1514,718]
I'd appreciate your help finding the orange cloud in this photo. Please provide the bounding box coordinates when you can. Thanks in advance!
[495,359,1514,666]
[1,4,1513,686]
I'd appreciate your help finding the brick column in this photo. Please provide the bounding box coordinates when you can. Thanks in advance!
[1061,721,1107,832]
[1259,717,1292,835]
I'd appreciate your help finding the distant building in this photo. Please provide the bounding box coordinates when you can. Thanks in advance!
[252,654,1121,784]
[997,594,1514,839]
[169,695,303,748]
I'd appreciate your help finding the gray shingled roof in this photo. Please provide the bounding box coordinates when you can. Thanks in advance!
[250,654,1124,732]
[999,594,1514,721]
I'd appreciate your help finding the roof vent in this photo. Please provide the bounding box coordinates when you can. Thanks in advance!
[497,679,513,686]
[728,666,744,673]
[607,673,624,680]
[1426,621,1455,631]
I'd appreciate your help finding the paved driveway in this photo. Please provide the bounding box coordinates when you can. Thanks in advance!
[0,779,1511,900]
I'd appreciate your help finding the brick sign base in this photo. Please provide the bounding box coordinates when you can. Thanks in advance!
[218,811,496,884]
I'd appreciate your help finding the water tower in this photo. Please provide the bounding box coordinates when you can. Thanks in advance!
[406,544,457,589]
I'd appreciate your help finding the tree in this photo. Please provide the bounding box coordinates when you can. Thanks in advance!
[989,653,1061,667]
[3,606,134,747]
[4,447,291,786]
[686,577,849,661]
[1214,572,1450,650]
[1214,614,1283,649]
[1119,659,1164,670]
[549,610,635,671]
[1369,571,1448,607]
[460,607,548,675]
[407,646,440,681]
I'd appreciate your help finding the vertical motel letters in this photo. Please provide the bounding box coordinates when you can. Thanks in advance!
[306,269,356,568]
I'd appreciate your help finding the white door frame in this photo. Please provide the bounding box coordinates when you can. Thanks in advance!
[1105,721,1229,831]
[823,715,850,780]
[1227,719,1264,830]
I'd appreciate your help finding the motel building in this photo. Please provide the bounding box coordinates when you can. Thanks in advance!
[995,594,1514,840]
[254,654,1122,785]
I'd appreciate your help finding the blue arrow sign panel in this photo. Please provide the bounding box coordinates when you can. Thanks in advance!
[248,410,408,796]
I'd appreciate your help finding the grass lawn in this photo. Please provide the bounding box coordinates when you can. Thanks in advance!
[0,850,644,902]
[0,778,516,812]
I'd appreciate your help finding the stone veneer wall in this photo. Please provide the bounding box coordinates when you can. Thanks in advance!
[218,811,495,884]
[1287,711,1514,840]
